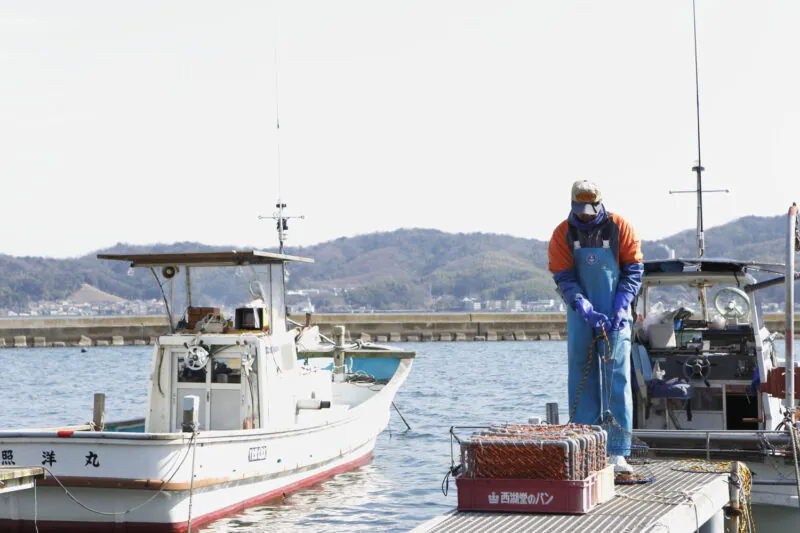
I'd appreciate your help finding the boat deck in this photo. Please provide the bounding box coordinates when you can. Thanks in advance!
[0,467,45,495]
[413,460,734,533]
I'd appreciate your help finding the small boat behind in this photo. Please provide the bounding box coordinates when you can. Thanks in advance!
[0,250,415,532]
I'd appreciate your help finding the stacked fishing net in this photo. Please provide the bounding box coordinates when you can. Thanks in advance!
[460,424,607,481]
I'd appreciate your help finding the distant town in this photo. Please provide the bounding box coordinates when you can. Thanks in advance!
[0,283,568,318]
[0,283,794,318]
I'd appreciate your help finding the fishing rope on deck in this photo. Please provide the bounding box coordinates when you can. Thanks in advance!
[672,459,754,533]
[38,432,197,517]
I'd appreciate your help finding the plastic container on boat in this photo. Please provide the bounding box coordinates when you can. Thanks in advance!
[455,475,597,514]
[649,323,676,349]
[594,464,615,504]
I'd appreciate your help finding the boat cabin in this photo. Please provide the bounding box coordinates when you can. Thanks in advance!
[632,258,782,433]
[97,251,334,433]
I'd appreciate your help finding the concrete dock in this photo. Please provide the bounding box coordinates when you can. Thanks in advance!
[413,460,740,533]
[0,467,45,495]
[0,312,794,347]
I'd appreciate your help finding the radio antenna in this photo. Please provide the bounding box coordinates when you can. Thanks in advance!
[669,0,729,258]
[258,3,303,253]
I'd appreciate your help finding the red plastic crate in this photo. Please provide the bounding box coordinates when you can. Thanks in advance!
[456,475,596,514]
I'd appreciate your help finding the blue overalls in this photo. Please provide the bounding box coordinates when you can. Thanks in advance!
[567,239,633,456]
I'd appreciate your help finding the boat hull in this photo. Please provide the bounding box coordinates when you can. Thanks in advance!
[0,440,374,533]
[0,358,412,531]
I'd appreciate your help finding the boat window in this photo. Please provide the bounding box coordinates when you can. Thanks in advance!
[177,355,207,383]
[644,285,705,318]
[212,355,242,384]
[270,264,285,331]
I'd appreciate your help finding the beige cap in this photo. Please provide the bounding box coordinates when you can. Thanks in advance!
[571,180,602,216]
[571,180,602,204]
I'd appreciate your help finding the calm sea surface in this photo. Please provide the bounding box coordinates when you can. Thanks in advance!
[1,341,796,532]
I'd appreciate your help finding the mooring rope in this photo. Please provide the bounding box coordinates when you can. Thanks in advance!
[187,428,199,532]
[38,432,197,517]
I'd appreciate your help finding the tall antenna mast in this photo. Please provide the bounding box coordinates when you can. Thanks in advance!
[257,4,303,253]
[259,203,304,254]
[669,0,729,258]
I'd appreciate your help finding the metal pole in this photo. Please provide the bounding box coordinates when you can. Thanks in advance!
[169,278,175,328]
[693,164,705,257]
[787,204,797,420]
[185,266,192,309]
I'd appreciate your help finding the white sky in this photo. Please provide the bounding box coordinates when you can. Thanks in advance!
[2,1,799,258]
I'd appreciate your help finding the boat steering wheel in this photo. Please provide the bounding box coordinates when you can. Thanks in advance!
[185,346,209,371]
[713,287,750,320]
[683,356,711,381]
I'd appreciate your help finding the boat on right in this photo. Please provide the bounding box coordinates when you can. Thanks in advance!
[630,206,800,516]
[629,1,799,519]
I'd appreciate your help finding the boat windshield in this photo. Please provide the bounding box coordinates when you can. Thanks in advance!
[163,264,286,333]
[637,275,756,330]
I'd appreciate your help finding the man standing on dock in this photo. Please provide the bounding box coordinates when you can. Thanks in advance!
[548,180,644,473]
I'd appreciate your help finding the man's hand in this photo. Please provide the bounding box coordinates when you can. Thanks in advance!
[575,298,611,333]
[611,291,635,331]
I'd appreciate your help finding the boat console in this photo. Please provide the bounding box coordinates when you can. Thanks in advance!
[631,259,772,435]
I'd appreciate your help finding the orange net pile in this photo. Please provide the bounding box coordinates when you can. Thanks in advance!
[460,424,607,481]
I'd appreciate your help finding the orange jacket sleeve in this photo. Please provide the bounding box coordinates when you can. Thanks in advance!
[548,220,573,274]
[609,213,643,265]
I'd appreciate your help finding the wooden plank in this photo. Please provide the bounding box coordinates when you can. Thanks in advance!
[0,467,45,495]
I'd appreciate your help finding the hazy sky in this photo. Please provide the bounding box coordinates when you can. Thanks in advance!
[2,1,799,258]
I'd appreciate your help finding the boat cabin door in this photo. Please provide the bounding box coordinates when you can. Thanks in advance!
[170,346,260,431]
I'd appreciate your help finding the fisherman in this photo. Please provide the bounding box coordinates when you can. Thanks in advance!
[548,180,644,473]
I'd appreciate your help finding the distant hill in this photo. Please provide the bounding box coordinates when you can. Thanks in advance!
[67,283,126,303]
[0,213,792,311]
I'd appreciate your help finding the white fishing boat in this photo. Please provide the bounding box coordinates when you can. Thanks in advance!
[631,250,800,511]
[628,2,800,519]
[0,250,415,532]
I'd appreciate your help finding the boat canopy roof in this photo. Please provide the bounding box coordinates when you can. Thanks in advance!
[97,250,314,268]
[644,257,784,275]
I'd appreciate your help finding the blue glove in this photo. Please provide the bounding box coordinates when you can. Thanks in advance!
[575,297,612,333]
[611,291,635,331]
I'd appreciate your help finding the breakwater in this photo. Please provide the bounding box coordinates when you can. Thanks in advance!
[0,313,795,348]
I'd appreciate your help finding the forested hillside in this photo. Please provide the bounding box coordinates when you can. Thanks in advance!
[0,213,793,311]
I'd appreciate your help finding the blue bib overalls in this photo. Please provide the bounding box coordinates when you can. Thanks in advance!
[566,243,633,456]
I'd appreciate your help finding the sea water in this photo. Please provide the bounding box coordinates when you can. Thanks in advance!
[1,341,796,532]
